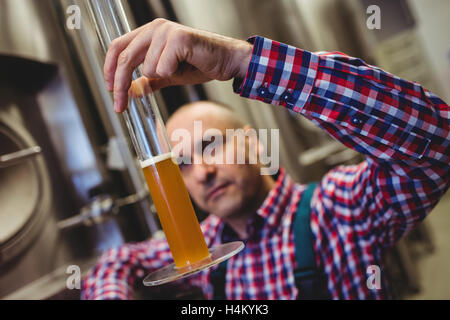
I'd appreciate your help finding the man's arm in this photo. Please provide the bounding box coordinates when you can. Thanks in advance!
[81,238,173,300]
[234,36,449,247]
[104,20,449,245]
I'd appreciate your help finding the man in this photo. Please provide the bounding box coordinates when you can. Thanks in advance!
[82,19,449,300]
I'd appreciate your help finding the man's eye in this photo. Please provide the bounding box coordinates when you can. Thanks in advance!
[202,140,213,152]
[179,162,190,171]
[204,141,216,156]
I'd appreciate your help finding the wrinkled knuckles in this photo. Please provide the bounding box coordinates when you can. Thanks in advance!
[142,64,157,79]
[171,27,191,44]
[117,51,132,69]
[155,64,173,78]
[150,17,168,26]
[169,29,194,62]
[108,38,122,52]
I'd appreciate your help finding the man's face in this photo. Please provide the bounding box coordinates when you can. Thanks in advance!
[166,104,263,221]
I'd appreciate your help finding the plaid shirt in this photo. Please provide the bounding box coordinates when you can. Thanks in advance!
[82,36,450,300]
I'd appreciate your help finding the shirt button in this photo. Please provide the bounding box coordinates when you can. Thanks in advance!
[351,115,364,125]
[281,90,295,108]
[257,85,270,98]
[281,90,292,102]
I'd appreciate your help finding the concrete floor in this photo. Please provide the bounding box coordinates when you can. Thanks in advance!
[407,189,450,300]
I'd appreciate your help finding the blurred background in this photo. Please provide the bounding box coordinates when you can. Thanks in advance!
[0,0,448,299]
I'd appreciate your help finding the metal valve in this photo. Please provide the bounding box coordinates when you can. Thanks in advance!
[0,146,42,168]
[57,188,149,230]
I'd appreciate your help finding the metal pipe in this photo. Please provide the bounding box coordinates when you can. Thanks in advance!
[0,146,41,168]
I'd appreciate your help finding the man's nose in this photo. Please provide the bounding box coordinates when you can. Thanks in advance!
[192,162,217,184]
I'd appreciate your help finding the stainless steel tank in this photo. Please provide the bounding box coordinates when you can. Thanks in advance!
[0,0,160,299]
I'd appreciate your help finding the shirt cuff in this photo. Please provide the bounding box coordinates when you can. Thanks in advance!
[233,36,319,113]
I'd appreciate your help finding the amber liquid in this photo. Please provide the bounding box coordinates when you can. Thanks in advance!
[142,153,210,268]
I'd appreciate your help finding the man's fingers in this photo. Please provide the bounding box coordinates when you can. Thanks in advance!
[112,52,133,113]
[116,69,212,113]
[112,29,160,112]
[104,18,167,91]
[116,78,171,113]
[113,91,128,113]
[155,40,180,78]
[145,78,172,91]
[142,27,169,78]
[104,25,145,91]
[106,19,223,112]
[129,76,153,98]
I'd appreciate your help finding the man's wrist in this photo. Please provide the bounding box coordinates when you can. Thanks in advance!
[233,40,253,80]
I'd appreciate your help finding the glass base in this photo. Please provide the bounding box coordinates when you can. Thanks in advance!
[143,241,244,286]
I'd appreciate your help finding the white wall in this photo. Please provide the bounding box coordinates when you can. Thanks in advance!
[408,0,450,102]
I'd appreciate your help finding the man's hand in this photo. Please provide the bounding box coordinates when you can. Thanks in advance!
[103,18,253,112]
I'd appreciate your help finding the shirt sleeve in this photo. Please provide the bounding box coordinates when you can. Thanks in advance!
[234,36,450,248]
[80,238,173,300]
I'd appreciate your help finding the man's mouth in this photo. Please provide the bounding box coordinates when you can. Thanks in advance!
[207,182,231,201]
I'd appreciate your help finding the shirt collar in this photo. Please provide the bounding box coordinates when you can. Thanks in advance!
[255,167,294,225]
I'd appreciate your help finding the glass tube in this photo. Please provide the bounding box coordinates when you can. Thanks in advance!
[86,0,211,268]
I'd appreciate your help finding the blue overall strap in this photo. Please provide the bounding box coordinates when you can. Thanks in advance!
[211,182,329,300]
[294,182,330,300]
[210,259,227,300]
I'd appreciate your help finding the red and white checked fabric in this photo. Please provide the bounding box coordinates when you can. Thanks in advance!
[82,36,449,300]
